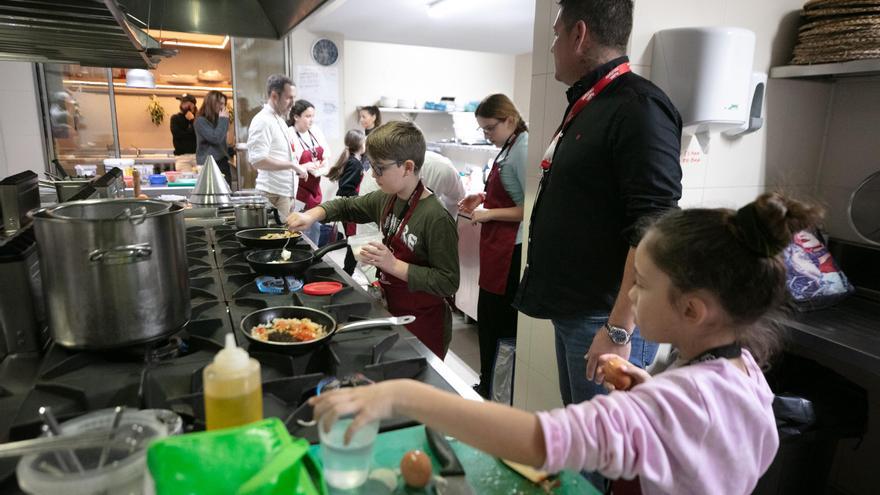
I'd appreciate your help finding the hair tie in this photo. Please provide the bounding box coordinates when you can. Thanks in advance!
[733,203,786,258]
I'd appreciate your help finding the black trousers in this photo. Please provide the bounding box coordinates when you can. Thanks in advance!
[216,156,232,185]
[476,243,522,385]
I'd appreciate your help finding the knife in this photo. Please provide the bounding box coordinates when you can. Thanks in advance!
[425,427,476,495]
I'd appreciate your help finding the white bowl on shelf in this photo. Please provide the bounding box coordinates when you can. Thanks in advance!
[379,96,395,108]
[397,98,415,109]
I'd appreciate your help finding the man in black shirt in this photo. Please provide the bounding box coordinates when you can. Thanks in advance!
[515,0,682,416]
[170,94,197,156]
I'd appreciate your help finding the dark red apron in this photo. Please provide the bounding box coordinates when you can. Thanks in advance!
[479,133,521,295]
[378,181,449,358]
[294,130,324,209]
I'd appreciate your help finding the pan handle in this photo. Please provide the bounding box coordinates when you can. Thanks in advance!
[311,239,349,260]
[337,315,416,333]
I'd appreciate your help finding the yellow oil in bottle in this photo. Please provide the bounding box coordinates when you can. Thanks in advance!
[203,334,263,430]
[205,381,263,430]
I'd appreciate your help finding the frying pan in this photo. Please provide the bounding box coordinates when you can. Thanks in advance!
[245,240,348,277]
[239,305,415,352]
[235,228,305,249]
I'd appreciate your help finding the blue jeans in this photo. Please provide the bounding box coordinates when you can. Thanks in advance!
[552,314,659,406]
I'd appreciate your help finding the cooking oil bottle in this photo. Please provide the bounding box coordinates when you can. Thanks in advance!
[204,333,263,430]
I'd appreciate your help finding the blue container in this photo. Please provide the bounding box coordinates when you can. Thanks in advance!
[148,174,168,185]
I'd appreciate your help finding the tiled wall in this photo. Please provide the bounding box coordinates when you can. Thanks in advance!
[0,62,45,178]
[513,0,829,411]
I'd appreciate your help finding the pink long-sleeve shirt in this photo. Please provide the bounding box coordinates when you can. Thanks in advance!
[537,349,778,495]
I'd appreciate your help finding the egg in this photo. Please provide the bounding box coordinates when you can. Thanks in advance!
[602,356,633,390]
[400,449,432,488]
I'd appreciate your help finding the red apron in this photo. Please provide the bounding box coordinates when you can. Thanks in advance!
[478,133,521,295]
[294,131,324,209]
[378,181,449,358]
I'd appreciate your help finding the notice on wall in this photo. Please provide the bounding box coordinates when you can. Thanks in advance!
[294,64,340,139]
[680,134,706,167]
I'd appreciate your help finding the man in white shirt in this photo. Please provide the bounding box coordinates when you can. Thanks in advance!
[358,149,464,219]
[246,74,308,216]
[421,150,466,217]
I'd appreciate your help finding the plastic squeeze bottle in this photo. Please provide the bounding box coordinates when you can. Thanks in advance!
[204,333,263,430]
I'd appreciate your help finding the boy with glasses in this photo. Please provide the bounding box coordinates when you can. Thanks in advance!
[287,121,460,359]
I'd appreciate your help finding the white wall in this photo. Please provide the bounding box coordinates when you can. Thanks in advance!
[514,0,829,411]
[342,40,518,144]
[0,62,45,178]
[513,53,533,122]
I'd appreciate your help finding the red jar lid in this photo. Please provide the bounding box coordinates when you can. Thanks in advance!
[302,281,343,296]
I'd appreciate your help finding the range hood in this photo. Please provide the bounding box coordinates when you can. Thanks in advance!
[0,0,161,68]
[117,0,329,40]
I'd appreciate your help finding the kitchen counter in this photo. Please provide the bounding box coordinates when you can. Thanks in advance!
[780,295,880,380]
[311,425,596,494]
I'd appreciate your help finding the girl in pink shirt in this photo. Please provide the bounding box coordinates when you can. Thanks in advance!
[310,193,823,494]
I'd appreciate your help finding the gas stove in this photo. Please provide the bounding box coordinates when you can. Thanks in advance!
[0,224,460,491]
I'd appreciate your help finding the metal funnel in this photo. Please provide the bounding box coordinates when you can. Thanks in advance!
[189,155,231,206]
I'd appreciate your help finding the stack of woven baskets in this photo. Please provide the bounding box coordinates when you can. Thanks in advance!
[791,0,880,64]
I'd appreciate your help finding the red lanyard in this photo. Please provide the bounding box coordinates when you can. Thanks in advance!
[380,181,425,248]
[540,62,631,170]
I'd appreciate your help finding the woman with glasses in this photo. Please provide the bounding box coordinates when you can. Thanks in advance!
[458,93,529,399]
[194,91,232,184]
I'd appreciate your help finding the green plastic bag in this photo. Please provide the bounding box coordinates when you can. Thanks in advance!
[147,418,327,495]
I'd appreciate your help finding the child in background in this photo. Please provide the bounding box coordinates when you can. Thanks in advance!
[326,129,367,235]
[311,192,824,495]
[288,121,459,358]
[326,129,366,274]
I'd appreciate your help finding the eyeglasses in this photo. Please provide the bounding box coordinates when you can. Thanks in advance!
[371,160,401,177]
[477,121,501,134]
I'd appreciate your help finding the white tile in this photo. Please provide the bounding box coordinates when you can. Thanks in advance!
[526,74,547,158]
[542,77,568,145]
[630,0,727,67]
[532,0,553,76]
[545,1,562,75]
[512,357,530,409]
[680,187,704,208]
[721,0,806,70]
[679,135,708,189]
[631,64,651,80]
[763,79,832,188]
[0,123,7,178]
[819,79,880,189]
[0,62,35,92]
[700,186,763,209]
[529,318,559,382]
[525,367,563,412]
[704,131,766,187]
[515,314,533,364]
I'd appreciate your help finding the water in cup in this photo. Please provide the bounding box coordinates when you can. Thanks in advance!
[319,416,379,490]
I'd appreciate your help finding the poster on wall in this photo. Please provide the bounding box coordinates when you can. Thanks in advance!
[294,64,340,140]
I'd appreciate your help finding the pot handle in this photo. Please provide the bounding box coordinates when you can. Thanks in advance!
[336,315,415,333]
[114,206,148,225]
[89,243,153,264]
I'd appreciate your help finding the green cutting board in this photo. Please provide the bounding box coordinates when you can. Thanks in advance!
[309,425,599,494]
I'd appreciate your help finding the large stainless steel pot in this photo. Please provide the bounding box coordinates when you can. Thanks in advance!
[31,199,190,349]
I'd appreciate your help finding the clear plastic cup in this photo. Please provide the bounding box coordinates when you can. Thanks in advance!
[318,415,380,490]
[346,232,383,263]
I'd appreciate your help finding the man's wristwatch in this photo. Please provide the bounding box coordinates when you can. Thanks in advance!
[604,322,633,345]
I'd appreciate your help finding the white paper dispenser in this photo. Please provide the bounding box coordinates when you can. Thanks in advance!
[651,27,767,151]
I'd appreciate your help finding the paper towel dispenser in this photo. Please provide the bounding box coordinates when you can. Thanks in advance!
[651,27,766,150]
